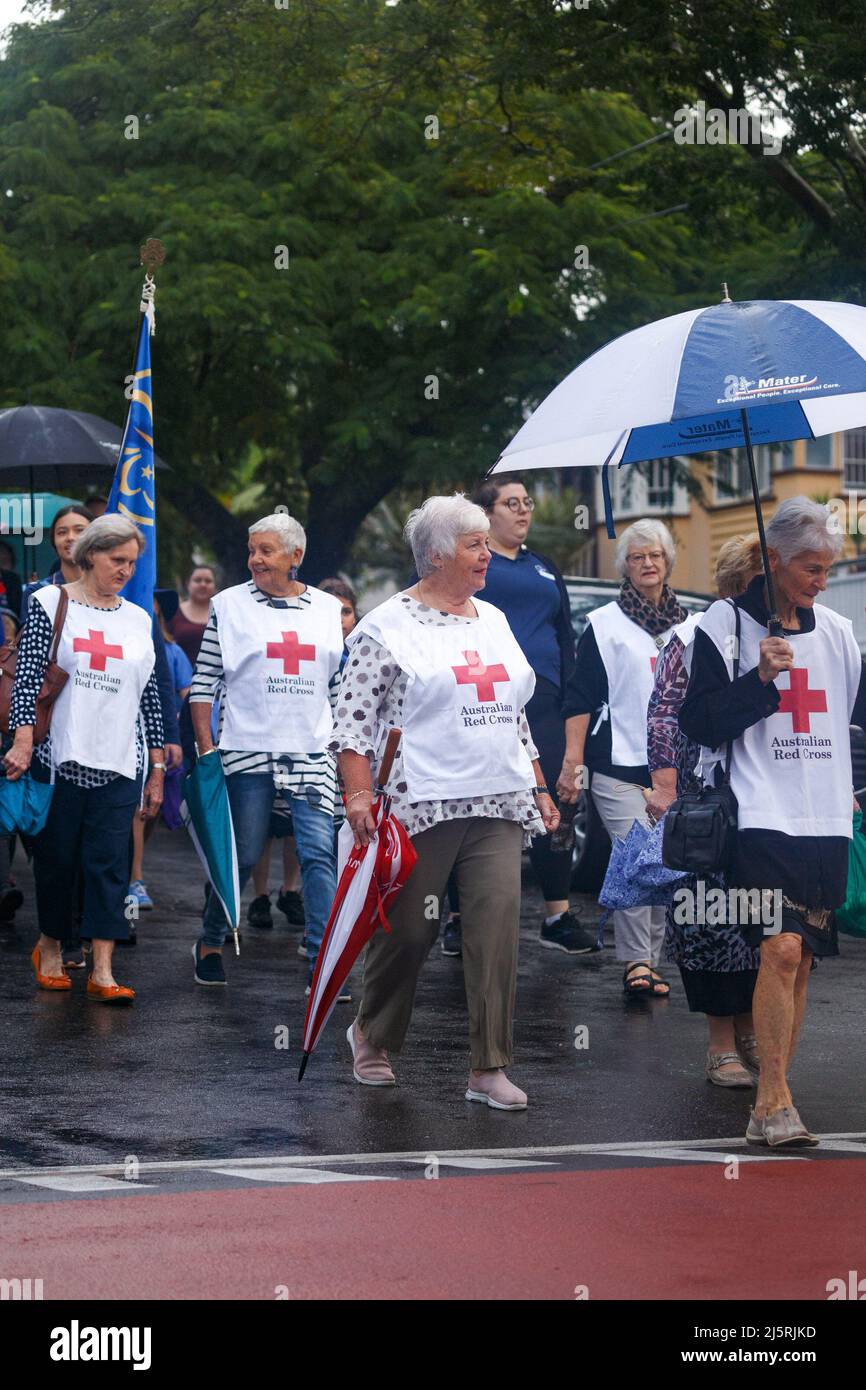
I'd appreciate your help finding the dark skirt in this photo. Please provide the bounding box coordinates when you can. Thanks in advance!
[741,906,839,958]
[679,966,758,1016]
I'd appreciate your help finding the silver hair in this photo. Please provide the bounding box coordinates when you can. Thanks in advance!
[248,511,306,558]
[404,494,490,578]
[766,495,843,564]
[72,514,144,570]
[614,517,676,580]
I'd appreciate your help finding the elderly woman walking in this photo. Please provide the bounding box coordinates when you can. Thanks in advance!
[188,513,344,988]
[681,497,866,1146]
[332,495,558,1110]
[559,519,686,995]
[646,536,763,1085]
[5,515,164,1002]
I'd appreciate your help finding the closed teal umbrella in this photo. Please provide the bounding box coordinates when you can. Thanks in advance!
[181,751,240,955]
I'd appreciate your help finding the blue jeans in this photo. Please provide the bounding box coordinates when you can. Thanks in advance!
[200,772,337,968]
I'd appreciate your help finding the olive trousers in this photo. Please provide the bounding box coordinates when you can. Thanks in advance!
[358,816,523,1070]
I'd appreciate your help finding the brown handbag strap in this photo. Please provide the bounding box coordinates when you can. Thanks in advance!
[48,587,69,664]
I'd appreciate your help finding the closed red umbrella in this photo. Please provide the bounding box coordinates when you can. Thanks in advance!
[298,730,416,1081]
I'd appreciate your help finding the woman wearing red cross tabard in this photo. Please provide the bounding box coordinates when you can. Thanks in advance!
[681,496,866,1149]
[333,494,559,1110]
[6,515,165,1003]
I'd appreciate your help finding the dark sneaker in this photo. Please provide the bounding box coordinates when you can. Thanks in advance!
[276,888,305,927]
[192,940,227,986]
[0,888,24,923]
[539,912,600,955]
[297,935,309,958]
[247,894,273,929]
[441,915,462,957]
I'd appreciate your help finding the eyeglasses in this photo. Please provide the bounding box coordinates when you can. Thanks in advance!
[626,550,665,565]
[500,497,535,513]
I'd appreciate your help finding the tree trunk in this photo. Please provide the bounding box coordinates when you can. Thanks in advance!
[163,471,249,583]
[302,472,394,584]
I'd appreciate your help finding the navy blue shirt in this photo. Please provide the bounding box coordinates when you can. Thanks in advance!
[480,549,575,692]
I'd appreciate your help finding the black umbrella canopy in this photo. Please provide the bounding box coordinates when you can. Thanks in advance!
[0,405,169,490]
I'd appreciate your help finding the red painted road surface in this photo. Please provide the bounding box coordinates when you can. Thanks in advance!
[4,1161,864,1300]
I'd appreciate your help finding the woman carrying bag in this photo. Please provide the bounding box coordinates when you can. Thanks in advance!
[4,516,164,1003]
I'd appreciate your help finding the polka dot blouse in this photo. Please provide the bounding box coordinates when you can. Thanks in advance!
[329,594,544,844]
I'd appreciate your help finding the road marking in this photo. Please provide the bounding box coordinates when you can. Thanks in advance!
[599,1146,807,1164]
[1,1132,863,1182]
[13,1175,154,1192]
[210,1167,396,1185]
[405,1156,556,1170]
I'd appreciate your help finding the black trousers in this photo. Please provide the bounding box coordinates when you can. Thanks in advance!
[525,677,572,903]
[32,769,142,942]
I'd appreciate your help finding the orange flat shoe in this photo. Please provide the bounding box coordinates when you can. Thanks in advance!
[86,977,135,1004]
[31,945,71,991]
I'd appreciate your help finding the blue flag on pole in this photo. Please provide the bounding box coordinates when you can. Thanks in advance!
[107,312,156,613]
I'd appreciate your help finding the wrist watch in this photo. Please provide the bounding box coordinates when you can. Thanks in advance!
[150,761,166,771]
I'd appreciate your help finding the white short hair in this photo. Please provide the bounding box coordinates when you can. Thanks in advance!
[766,495,843,564]
[404,494,489,578]
[248,512,306,558]
[72,514,144,570]
[615,517,676,579]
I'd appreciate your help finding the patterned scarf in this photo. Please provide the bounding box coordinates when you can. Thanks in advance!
[617,577,686,636]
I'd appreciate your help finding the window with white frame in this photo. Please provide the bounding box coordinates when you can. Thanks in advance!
[805,435,834,468]
[601,457,689,519]
[756,441,792,473]
[843,429,866,492]
[713,447,771,504]
[645,459,675,510]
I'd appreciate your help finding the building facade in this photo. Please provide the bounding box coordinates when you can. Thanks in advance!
[588,428,866,592]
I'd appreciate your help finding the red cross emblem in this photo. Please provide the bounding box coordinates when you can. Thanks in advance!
[452,650,510,702]
[777,667,828,734]
[266,630,316,675]
[73,629,124,671]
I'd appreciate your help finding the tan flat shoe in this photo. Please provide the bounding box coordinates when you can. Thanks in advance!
[706,1050,754,1088]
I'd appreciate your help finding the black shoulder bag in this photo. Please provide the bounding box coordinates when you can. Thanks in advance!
[662,601,740,874]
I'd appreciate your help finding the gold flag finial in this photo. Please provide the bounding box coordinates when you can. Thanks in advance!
[139,238,166,274]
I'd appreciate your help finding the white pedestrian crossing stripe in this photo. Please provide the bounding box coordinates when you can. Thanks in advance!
[14,1175,154,1192]
[210,1166,396,1185]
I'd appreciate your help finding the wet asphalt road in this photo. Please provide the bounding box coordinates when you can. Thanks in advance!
[2,824,866,1172]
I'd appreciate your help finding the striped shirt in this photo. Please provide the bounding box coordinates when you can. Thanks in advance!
[189,581,339,816]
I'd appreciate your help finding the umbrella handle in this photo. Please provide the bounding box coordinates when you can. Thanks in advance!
[375,728,402,794]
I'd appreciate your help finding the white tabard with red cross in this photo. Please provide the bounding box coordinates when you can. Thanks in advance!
[588,601,676,766]
[34,586,155,779]
[350,593,536,801]
[698,597,861,837]
[212,583,343,753]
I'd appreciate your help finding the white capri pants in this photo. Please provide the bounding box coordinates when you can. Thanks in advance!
[590,771,666,965]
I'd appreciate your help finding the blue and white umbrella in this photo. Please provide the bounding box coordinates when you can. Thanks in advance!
[491,293,866,624]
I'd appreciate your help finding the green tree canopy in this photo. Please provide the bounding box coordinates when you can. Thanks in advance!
[0,0,861,582]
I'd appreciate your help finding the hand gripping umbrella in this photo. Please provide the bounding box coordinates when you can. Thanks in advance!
[180,749,241,955]
[491,290,866,633]
[298,729,417,1081]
